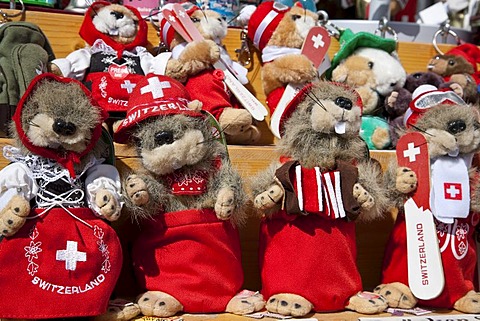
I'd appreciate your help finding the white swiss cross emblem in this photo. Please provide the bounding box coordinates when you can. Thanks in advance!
[311,33,325,49]
[56,241,87,271]
[141,77,172,99]
[121,80,136,93]
[403,142,421,162]
[444,182,462,200]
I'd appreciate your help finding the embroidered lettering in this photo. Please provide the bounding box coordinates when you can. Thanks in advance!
[30,274,106,295]
[417,223,429,285]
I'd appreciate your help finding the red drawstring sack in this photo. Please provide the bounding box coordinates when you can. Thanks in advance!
[0,207,122,319]
[259,212,362,312]
[132,208,244,313]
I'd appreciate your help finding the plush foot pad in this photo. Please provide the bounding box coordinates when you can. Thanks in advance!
[374,283,417,309]
[454,291,480,313]
[94,299,141,321]
[347,292,388,314]
[137,291,183,317]
[265,293,313,317]
[226,291,265,315]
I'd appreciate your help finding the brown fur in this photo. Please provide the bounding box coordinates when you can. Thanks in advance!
[123,113,247,226]
[253,81,388,221]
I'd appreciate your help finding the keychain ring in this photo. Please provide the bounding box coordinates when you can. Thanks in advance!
[374,17,398,41]
[317,10,341,39]
[0,0,25,20]
[432,21,461,55]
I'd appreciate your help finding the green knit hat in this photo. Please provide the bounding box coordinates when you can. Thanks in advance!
[325,28,397,79]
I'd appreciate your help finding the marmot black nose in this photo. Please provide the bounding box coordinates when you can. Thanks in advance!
[447,120,466,134]
[335,97,353,110]
[53,119,76,136]
[155,131,174,146]
[110,11,124,20]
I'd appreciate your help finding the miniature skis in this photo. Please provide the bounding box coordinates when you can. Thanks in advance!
[162,5,268,121]
[396,132,444,300]
[270,26,331,138]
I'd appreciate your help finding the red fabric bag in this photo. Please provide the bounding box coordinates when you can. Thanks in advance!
[132,208,244,313]
[0,207,122,319]
[259,212,362,312]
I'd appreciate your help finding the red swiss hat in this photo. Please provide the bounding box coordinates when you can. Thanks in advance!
[247,1,290,52]
[114,73,202,143]
[403,84,467,127]
[270,82,363,138]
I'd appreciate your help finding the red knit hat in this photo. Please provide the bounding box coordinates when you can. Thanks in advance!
[446,43,480,73]
[114,74,202,143]
[270,82,363,138]
[247,1,290,52]
[403,85,466,127]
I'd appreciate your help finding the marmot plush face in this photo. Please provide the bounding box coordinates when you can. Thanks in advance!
[131,113,220,176]
[411,104,480,158]
[15,79,102,154]
[92,4,139,44]
[427,54,475,77]
[190,9,228,41]
[268,6,318,49]
[279,82,367,169]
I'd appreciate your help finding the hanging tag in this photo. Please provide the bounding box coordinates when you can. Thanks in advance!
[396,132,445,300]
[168,3,268,121]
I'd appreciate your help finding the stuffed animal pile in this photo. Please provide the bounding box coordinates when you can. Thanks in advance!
[0,73,123,319]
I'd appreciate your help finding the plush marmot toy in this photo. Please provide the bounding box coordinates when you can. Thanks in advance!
[375,85,480,313]
[252,81,389,317]
[427,43,480,104]
[51,1,219,122]
[0,73,123,319]
[241,1,319,114]
[111,74,264,318]
[158,3,261,145]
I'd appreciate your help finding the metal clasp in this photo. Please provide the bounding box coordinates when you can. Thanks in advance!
[432,20,461,55]
[235,28,252,67]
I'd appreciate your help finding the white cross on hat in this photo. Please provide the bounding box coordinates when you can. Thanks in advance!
[141,77,172,99]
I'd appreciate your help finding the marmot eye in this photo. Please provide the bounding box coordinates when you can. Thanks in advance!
[219,17,226,22]
[110,11,124,20]
[191,17,200,23]
[335,97,352,110]
[413,73,422,79]
[448,59,455,66]
[368,61,374,69]
[154,131,174,146]
[291,14,301,21]
[447,120,466,134]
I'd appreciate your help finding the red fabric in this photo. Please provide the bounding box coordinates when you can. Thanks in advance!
[86,72,145,113]
[247,1,289,51]
[393,0,418,22]
[381,212,479,308]
[0,207,122,318]
[12,73,107,178]
[185,70,240,120]
[132,209,244,313]
[259,212,362,312]
[79,1,148,59]
[114,74,203,144]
